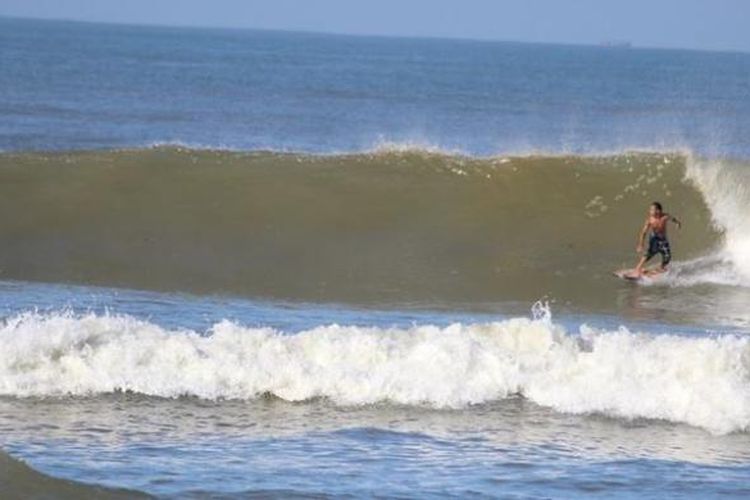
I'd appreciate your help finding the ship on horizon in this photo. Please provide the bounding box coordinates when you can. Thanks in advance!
[599,40,633,48]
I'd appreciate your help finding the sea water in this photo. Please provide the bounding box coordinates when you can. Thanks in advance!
[1,17,750,498]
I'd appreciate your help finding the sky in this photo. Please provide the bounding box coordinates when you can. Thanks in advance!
[1,0,749,52]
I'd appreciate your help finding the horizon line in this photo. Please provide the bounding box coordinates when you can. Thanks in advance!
[2,14,748,56]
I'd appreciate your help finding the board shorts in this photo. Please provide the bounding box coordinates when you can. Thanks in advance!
[644,234,671,267]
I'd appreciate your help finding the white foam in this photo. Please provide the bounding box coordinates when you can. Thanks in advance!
[365,138,469,157]
[684,156,750,287]
[658,253,746,288]
[144,140,240,151]
[1,311,748,434]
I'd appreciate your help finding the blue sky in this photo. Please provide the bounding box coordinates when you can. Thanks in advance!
[2,0,748,52]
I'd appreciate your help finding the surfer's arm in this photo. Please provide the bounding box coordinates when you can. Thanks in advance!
[669,214,682,229]
[636,220,649,252]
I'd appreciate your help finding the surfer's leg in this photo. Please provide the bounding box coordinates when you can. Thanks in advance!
[659,240,672,269]
[636,237,656,273]
[635,255,650,274]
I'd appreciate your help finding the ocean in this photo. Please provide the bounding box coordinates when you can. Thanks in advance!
[1,16,750,498]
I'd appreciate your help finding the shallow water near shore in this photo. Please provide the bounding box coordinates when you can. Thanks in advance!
[4,395,750,498]
[0,280,749,497]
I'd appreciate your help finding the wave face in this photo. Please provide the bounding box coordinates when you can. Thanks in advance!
[1,310,748,435]
[0,147,738,307]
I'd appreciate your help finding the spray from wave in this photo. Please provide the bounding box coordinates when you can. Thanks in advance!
[676,156,750,287]
[1,307,748,435]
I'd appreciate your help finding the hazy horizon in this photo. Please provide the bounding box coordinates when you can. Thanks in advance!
[1,0,749,53]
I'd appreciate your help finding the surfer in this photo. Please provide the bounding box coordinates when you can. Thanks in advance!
[634,202,682,275]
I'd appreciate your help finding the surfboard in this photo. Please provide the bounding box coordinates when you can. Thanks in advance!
[613,269,641,281]
[612,268,666,282]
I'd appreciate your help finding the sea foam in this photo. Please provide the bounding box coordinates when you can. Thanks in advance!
[685,156,750,286]
[1,311,748,434]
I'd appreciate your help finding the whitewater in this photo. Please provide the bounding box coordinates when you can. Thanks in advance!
[1,306,749,435]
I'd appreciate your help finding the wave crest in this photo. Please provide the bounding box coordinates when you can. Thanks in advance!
[685,157,750,285]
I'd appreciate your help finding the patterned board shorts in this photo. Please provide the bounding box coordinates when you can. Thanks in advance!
[645,234,671,266]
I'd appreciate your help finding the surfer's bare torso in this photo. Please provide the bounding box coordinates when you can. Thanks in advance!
[646,214,670,238]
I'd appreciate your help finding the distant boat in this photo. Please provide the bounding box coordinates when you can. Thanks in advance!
[599,40,633,48]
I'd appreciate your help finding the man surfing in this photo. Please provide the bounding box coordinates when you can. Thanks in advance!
[633,201,682,277]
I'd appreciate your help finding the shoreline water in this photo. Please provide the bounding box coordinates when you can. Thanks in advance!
[1,280,749,497]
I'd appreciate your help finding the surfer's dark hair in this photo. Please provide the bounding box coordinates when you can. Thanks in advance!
[651,201,663,212]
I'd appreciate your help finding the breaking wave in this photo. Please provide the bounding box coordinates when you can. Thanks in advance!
[2,146,748,306]
[682,156,750,285]
[1,309,748,435]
